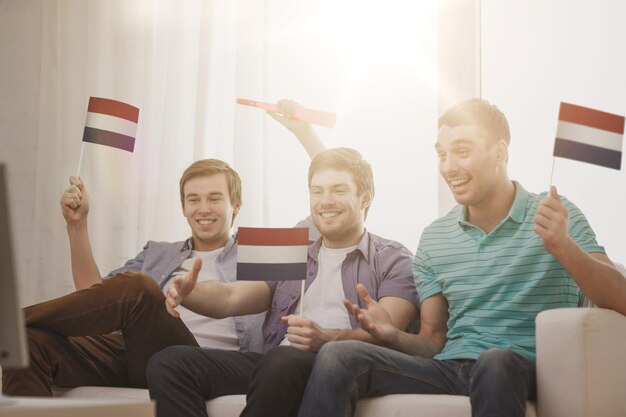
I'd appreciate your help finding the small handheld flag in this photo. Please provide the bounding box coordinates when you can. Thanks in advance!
[77,97,140,176]
[236,98,337,128]
[237,227,309,281]
[553,102,624,170]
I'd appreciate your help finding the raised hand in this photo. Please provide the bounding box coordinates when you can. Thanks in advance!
[267,99,312,134]
[60,176,89,225]
[535,186,570,257]
[343,283,399,345]
[165,257,202,318]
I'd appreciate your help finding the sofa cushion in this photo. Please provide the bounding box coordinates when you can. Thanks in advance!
[53,386,537,417]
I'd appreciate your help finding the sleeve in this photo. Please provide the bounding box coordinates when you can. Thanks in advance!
[103,241,150,278]
[412,239,442,304]
[376,243,420,309]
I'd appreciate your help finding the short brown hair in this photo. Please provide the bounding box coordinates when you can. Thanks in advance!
[179,159,242,209]
[308,147,374,218]
[438,98,510,145]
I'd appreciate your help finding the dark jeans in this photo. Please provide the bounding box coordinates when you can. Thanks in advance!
[146,346,263,417]
[241,346,316,417]
[2,273,198,396]
[297,340,537,417]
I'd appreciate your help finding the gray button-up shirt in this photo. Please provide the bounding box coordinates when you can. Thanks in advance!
[105,237,266,353]
[262,230,419,351]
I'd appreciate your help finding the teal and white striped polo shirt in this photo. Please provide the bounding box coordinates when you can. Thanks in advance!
[413,181,605,361]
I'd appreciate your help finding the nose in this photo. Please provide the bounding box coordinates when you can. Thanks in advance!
[440,155,458,176]
[319,190,336,206]
[198,200,212,213]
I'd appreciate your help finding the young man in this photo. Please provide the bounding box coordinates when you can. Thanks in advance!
[147,147,420,417]
[296,98,626,417]
[1,159,268,396]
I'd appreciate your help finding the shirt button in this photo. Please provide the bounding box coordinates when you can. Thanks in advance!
[161,275,166,278]
[308,272,313,276]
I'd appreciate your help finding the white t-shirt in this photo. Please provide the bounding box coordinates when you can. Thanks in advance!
[281,244,356,346]
[163,248,239,350]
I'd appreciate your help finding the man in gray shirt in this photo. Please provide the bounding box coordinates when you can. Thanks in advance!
[148,147,420,417]
[2,158,267,396]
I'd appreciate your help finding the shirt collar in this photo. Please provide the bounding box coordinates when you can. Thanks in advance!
[183,235,236,255]
[308,230,370,263]
[458,180,529,226]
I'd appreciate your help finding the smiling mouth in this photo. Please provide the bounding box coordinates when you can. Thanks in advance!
[320,211,340,219]
[197,219,216,225]
[448,178,470,188]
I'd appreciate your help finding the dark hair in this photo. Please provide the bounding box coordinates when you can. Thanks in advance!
[179,159,242,209]
[308,147,374,218]
[438,98,510,145]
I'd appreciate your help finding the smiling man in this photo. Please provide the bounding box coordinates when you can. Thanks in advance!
[146,147,419,417]
[2,159,270,396]
[295,98,626,417]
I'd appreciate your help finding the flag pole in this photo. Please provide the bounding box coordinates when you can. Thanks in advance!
[299,281,304,317]
[76,142,85,178]
[548,156,556,188]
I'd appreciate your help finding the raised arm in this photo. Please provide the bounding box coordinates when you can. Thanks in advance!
[166,258,272,318]
[345,284,448,357]
[267,99,326,159]
[61,176,103,290]
[535,186,626,315]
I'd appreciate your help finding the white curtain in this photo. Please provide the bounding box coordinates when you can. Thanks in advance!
[17,0,267,303]
[2,0,439,305]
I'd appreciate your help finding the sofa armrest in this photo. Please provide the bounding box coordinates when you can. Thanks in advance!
[536,307,626,417]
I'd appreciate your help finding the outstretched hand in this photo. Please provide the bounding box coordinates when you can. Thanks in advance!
[535,186,571,257]
[165,257,202,318]
[343,284,399,345]
[60,176,89,225]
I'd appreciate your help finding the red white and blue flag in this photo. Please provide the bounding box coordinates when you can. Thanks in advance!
[83,97,139,152]
[554,102,624,170]
[237,227,309,281]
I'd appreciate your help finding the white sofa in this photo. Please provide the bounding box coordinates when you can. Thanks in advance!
[44,307,626,417]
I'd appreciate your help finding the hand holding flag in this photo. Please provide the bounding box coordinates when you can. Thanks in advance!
[166,257,202,318]
[534,186,570,257]
[60,176,89,226]
[280,315,329,352]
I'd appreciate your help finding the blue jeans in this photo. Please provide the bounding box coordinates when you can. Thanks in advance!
[297,341,536,417]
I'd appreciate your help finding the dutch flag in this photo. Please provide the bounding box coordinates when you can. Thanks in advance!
[237,227,309,281]
[554,102,624,170]
[82,97,140,152]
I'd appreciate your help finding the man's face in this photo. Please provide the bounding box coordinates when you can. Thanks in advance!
[182,173,238,252]
[309,169,369,248]
[435,124,503,208]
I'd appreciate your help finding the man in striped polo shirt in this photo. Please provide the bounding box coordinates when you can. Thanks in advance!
[296,98,626,417]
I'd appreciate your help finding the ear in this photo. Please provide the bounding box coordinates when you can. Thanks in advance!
[360,191,372,210]
[495,140,509,164]
[231,204,241,222]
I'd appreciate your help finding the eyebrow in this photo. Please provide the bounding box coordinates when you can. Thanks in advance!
[185,191,224,198]
[310,183,351,189]
[435,138,475,149]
